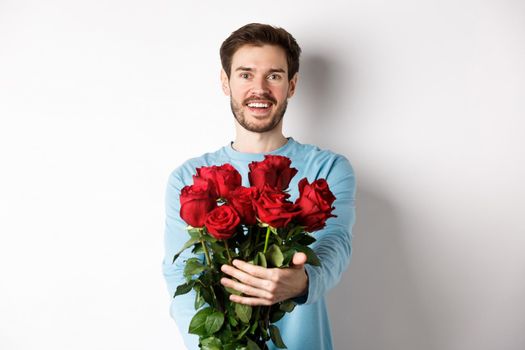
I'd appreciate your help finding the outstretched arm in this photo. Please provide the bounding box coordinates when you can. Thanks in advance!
[162,170,200,349]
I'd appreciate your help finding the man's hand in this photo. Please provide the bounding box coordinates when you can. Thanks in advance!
[220,252,308,306]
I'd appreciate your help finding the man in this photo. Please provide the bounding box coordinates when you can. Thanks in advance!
[163,23,356,349]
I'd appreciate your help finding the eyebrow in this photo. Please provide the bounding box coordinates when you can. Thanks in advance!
[234,66,286,74]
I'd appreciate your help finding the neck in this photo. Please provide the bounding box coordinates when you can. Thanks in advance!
[232,122,288,154]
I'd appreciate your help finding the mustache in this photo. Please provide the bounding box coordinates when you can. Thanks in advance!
[243,94,277,105]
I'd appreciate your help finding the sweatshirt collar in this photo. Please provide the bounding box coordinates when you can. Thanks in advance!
[224,137,296,161]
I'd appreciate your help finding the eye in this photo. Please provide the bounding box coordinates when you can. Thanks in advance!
[240,73,250,79]
[267,73,281,80]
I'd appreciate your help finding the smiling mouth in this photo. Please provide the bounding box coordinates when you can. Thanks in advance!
[244,99,274,116]
[246,102,271,108]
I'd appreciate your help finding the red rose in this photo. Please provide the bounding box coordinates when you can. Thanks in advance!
[205,205,240,240]
[295,178,337,232]
[193,164,242,199]
[253,185,300,228]
[227,186,258,226]
[180,183,217,228]
[248,155,298,191]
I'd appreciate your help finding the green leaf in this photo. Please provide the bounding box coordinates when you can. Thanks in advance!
[246,338,262,350]
[189,307,213,336]
[240,240,252,257]
[293,245,321,266]
[270,309,285,323]
[281,249,296,267]
[224,342,239,350]
[172,237,200,263]
[202,345,221,350]
[188,228,201,239]
[266,244,284,267]
[201,336,222,350]
[279,300,296,313]
[213,251,229,265]
[269,325,287,349]
[295,233,316,245]
[257,252,267,268]
[225,286,242,296]
[203,232,218,243]
[184,258,206,278]
[291,224,305,234]
[192,244,204,255]
[219,324,234,339]
[205,311,225,335]
[210,241,226,253]
[174,281,194,297]
[200,282,215,305]
[235,303,252,324]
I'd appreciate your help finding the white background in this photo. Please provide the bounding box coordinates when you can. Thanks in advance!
[1,1,524,349]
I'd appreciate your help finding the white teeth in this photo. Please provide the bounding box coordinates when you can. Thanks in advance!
[247,102,269,108]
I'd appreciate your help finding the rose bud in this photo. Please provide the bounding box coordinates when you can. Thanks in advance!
[180,183,217,228]
[295,178,337,232]
[193,164,242,199]
[205,204,241,240]
[248,155,298,191]
[227,186,258,226]
[253,185,300,228]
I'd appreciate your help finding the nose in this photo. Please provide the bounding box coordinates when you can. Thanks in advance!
[250,75,270,95]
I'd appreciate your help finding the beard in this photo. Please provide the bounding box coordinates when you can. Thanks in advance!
[230,97,288,133]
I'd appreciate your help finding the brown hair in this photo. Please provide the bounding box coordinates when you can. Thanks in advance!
[220,23,301,81]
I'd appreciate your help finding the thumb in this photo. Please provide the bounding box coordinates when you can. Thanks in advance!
[291,252,307,268]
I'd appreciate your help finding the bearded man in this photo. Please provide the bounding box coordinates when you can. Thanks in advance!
[163,23,356,350]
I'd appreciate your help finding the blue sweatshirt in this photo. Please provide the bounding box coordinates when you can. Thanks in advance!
[162,138,356,350]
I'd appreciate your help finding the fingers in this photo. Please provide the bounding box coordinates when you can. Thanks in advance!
[292,252,307,267]
[220,276,273,300]
[231,259,272,279]
[221,263,272,291]
[220,261,278,305]
[229,294,273,306]
[220,257,308,306]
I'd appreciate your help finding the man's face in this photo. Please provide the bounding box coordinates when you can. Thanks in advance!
[221,44,297,133]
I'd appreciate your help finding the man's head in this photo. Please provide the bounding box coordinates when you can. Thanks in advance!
[220,23,302,134]
[220,23,301,81]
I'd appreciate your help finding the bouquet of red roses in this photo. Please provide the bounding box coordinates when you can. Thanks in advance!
[173,155,336,350]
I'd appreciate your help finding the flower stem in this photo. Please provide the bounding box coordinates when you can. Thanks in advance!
[199,229,212,266]
[224,240,233,264]
[263,226,271,253]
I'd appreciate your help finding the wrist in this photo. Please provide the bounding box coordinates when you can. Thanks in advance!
[298,268,309,297]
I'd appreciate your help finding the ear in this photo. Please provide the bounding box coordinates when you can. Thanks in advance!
[220,69,230,96]
[287,73,298,98]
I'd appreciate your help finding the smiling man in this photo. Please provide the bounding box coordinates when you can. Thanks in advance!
[163,23,356,350]
[223,44,295,136]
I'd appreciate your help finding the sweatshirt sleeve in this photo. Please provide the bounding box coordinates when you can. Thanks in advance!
[302,155,356,305]
[162,169,200,350]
